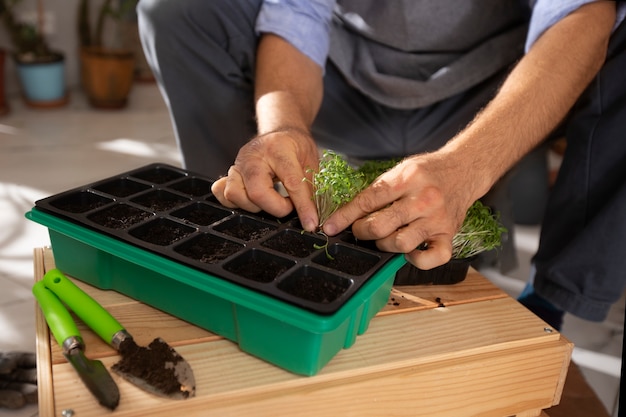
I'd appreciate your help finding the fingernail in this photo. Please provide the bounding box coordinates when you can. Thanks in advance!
[323,223,336,236]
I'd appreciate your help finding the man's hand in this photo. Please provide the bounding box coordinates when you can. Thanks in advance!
[211,127,320,231]
[0,351,37,409]
[211,34,325,232]
[323,153,475,270]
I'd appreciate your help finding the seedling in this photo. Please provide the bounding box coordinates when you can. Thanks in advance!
[306,151,366,227]
[306,152,402,258]
[452,200,507,259]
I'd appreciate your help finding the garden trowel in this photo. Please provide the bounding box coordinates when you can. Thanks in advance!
[33,281,120,410]
[41,269,196,400]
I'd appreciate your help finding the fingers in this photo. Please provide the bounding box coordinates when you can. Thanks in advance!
[209,132,319,230]
[322,180,398,236]
[404,237,453,270]
[271,151,319,231]
[212,165,294,216]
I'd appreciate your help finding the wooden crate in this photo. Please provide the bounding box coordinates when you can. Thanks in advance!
[34,247,572,417]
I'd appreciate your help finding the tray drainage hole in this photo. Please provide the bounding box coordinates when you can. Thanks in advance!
[174,233,242,264]
[312,244,380,276]
[223,249,294,283]
[88,204,153,229]
[278,266,352,304]
[130,218,195,246]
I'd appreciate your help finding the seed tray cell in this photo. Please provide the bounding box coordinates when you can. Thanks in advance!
[26,163,406,375]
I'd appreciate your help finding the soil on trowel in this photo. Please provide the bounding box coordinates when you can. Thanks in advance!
[113,338,192,398]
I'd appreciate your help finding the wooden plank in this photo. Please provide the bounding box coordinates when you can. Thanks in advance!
[48,321,571,417]
[33,248,55,417]
[382,267,509,314]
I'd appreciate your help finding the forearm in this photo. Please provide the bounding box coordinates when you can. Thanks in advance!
[255,34,324,135]
[440,1,616,201]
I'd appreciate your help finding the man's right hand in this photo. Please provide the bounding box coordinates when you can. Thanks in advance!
[211,127,320,232]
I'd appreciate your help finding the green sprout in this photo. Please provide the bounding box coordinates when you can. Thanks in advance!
[452,200,507,259]
[307,151,367,228]
[356,158,401,186]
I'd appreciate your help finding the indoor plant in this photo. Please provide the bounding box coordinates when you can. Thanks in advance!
[77,0,137,108]
[0,0,68,107]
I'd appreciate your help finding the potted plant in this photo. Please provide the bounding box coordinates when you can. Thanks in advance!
[78,0,137,108]
[0,0,68,107]
[308,151,507,285]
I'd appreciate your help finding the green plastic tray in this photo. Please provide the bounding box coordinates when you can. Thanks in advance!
[27,208,405,375]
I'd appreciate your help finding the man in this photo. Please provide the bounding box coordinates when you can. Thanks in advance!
[138,0,626,328]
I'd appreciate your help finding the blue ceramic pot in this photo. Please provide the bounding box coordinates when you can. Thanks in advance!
[15,52,67,106]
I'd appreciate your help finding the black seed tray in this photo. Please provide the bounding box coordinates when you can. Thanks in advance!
[32,163,401,315]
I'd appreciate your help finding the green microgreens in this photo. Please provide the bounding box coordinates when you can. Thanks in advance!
[452,200,507,259]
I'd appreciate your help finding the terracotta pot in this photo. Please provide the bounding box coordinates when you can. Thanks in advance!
[80,46,135,109]
[393,257,475,286]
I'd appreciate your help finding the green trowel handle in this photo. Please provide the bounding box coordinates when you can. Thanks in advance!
[32,281,81,349]
[43,269,125,346]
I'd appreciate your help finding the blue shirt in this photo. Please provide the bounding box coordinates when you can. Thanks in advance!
[256,0,626,69]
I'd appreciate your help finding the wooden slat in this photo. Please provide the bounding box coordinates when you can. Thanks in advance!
[33,247,55,417]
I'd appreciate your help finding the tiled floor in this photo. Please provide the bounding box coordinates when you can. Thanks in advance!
[0,84,622,416]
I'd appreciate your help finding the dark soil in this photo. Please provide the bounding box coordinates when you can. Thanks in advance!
[113,337,194,399]
[224,257,290,283]
[217,219,275,241]
[132,191,189,212]
[314,248,378,276]
[262,230,322,258]
[171,203,230,226]
[280,274,349,303]
[131,168,185,184]
[175,234,242,264]
[131,220,193,246]
[88,204,152,229]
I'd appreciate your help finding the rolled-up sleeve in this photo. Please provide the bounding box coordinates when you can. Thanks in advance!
[526,0,626,51]
[256,0,336,68]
